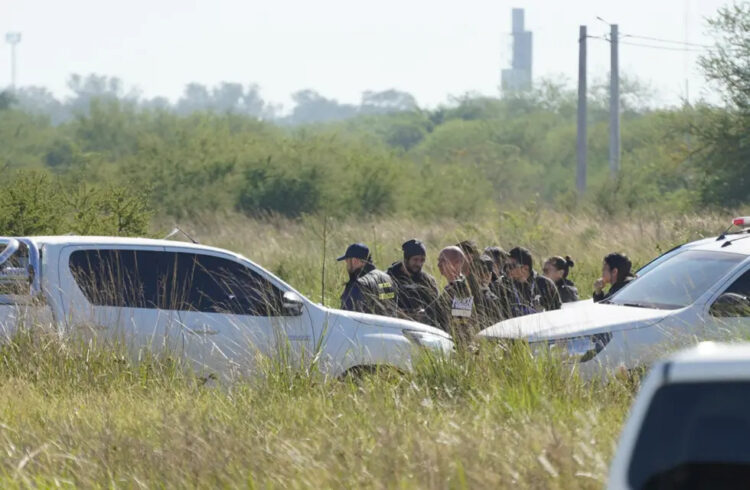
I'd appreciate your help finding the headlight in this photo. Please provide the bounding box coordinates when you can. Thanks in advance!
[402,329,454,354]
[530,333,612,363]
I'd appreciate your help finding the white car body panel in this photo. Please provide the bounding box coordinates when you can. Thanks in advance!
[0,235,454,380]
[478,231,750,373]
[608,342,750,489]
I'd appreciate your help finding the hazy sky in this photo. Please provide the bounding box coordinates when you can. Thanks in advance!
[0,0,731,109]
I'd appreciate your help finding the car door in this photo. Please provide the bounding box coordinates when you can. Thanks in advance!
[165,248,314,379]
[704,265,750,340]
[59,246,181,353]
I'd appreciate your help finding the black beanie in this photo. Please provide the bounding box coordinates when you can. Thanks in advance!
[402,239,427,260]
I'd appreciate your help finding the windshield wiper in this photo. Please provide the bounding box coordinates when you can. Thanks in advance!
[621,302,649,308]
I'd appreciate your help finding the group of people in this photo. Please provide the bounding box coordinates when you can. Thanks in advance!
[338,239,635,344]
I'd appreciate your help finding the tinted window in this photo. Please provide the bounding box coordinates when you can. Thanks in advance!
[69,249,175,308]
[70,249,283,316]
[171,252,283,316]
[628,382,750,489]
[725,270,750,297]
[611,251,744,309]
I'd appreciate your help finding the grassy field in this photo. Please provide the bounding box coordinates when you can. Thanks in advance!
[0,211,731,487]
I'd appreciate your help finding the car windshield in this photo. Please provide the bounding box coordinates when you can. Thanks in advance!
[628,381,750,489]
[609,250,745,310]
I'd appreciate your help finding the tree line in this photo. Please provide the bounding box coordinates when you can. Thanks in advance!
[0,3,747,236]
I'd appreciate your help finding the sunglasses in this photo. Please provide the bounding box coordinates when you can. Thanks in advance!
[504,262,522,270]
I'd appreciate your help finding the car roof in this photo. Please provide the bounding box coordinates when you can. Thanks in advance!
[684,231,750,255]
[18,235,235,256]
[663,342,750,383]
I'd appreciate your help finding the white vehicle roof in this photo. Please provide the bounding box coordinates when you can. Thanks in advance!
[21,235,235,256]
[662,342,750,383]
[685,233,750,256]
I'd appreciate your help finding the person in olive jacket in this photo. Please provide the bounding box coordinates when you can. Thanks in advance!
[543,255,580,303]
[339,243,397,316]
[593,252,635,302]
[386,239,439,324]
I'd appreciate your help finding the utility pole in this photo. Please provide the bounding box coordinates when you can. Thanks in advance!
[576,25,587,195]
[609,24,620,178]
[5,32,21,89]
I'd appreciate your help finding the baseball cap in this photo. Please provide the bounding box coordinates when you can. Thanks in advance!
[337,243,371,261]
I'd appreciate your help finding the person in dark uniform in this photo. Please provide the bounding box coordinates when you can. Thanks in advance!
[338,243,397,316]
[428,246,476,345]
[386,239,439,324]
[504,246,562,318]
[474,254,505,327]
[485,246,512,310]
[593,253,635,302]
[543,255,580,303]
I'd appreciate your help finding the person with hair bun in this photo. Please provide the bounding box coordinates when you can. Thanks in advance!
[543,256,580,303]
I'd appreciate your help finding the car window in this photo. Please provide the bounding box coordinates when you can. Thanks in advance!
[628,382,750,489]
[171,252,283,316]
[610,251,745,310]
[70,249,284,316]
[710,269,750,318]
[0,240,31,301]
[69,249,174,308]
[724,269,750,297]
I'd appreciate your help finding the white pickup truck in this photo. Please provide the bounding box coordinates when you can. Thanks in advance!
[0,236,453,379]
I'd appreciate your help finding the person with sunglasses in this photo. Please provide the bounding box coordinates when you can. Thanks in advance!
[504,247,562,317]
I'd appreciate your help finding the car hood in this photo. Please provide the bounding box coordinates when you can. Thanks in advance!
[326,308,452,339]
[478,301,670,341]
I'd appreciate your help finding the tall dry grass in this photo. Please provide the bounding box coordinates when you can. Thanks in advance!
[0,210,732,487]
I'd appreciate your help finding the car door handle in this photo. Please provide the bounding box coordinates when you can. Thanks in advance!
[186,326,219,335]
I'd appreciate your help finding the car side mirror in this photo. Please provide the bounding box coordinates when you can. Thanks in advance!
[282,291,304,317]
[710,292,750,318]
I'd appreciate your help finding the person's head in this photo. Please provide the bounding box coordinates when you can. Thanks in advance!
[402,239,427,275]
[506,246,533,282]
[484,246,509,277]
[337,243,371,274]
[438,246,466,282]
[602,253,632,285]
[477,255,495,287]
[543,256,575,282]
[456,240,480,276]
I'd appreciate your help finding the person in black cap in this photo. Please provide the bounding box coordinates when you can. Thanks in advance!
[338,243,397,316]
[386,239,439,324]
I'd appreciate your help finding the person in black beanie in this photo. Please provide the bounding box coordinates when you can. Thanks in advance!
[387,239,439,324]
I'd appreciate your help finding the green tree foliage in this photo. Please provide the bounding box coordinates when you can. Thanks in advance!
[694,3,750,207]
[0,170,151,236]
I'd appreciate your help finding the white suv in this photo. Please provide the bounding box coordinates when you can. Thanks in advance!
[608,342,750,489]
[478,217,750,375]
[0,236,453,379]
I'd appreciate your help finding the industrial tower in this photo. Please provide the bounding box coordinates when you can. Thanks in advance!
[501,8,532,92]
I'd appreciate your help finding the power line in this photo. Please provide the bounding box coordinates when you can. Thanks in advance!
[587,35,704,53]
[620,33,711,49]
[619,40,704,52]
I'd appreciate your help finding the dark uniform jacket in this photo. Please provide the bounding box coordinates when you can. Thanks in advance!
[428,276,476,345]
[340,263,397,316]
[555,278,579,303]
[386,262,439,324]
[475,285,504,328]
[593,275,635,303]
[505,271,562,318]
